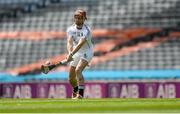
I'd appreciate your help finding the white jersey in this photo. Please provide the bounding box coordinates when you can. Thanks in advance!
[66,24,93,54]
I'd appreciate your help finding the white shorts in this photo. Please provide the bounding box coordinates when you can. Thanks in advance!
[70,51,93,67]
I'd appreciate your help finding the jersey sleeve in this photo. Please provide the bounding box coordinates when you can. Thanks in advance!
[66,27,73,38]
[82,26,91,39]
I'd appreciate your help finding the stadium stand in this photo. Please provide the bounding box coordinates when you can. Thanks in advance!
[0,0,180,31]
[0,0,180,80]
[92,37,180,70]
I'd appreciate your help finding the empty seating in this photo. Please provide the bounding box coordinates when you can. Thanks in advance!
[0,0,180,31]
[90,38,180,70]
[0,0,180,72]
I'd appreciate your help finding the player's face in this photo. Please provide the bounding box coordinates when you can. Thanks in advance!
[74,15,85,26]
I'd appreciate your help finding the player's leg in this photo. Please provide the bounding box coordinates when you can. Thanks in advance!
[69,55,81,98]
[68,65,78,98]
[75,59,89,98]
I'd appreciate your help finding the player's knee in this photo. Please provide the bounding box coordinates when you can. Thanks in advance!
[68,76,76,82]
[75,68,82,75]
[68,77,78,86]
[69,79,77,84]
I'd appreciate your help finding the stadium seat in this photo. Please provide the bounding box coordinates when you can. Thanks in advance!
[0,0,180,78]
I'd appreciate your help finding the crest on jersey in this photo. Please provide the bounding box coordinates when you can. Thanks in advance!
[81,33,83,37]
[77,32,83,37]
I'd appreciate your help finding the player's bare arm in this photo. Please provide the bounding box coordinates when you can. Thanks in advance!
[66,37,86,62]
[66,36,74,62]
[71,38,86,55]
[67,36,73,54]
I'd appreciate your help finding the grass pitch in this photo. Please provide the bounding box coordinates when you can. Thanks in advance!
[0,98,180,113]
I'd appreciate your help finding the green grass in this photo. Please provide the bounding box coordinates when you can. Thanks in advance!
[0,98,180,113]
